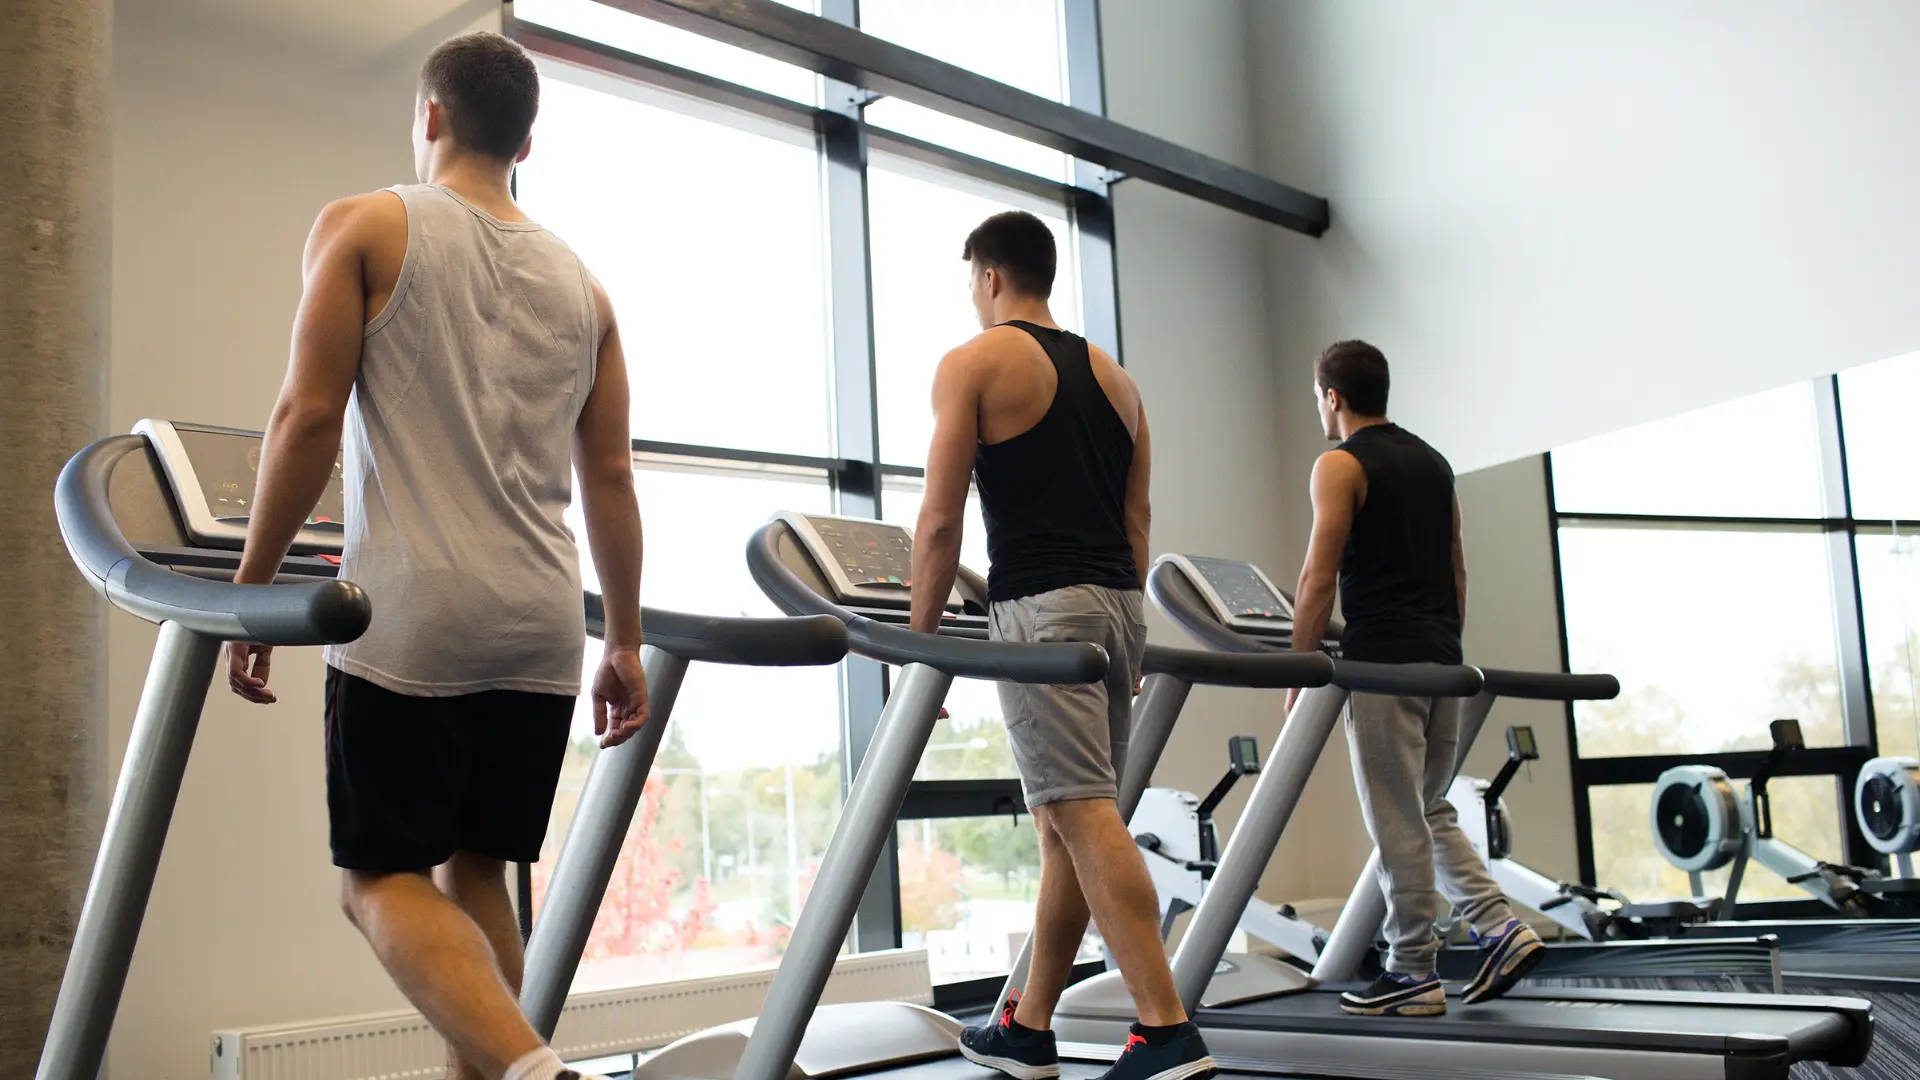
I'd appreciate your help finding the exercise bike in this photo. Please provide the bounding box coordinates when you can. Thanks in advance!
[1129,736,1330,965]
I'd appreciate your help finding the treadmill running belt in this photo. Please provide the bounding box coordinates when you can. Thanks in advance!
[879,1055,1602,1080]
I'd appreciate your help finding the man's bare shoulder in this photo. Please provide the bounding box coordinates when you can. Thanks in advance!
[305,191,405,267]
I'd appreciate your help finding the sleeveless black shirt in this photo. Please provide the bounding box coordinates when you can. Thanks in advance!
[1335,423,1463,664]
[973,322,1139,603]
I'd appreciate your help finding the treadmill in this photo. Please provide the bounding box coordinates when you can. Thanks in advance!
[1042,554,1876,1080]
[35,422,850,1080]
[636,514,1600,1080]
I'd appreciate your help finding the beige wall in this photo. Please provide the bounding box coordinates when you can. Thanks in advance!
[1099,0,1326,903]
[107,2,495,1076]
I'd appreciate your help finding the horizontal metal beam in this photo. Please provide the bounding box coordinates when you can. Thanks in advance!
[595,0,1329,234]
[1572,745,1873,787]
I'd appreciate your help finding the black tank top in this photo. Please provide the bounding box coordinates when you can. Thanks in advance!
[973,322,1139,603]
[1335,423,1463,664]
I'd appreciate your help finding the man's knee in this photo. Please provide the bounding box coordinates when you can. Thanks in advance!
[340,867,428,926]
[1034,796,1123,845]
[439,852,508,898]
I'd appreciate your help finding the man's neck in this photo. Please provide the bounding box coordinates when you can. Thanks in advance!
[1336,414,1391,440]
[427,156,523,221]
[992,298,1057,329]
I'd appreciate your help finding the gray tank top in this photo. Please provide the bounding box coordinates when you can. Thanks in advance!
[325,183,597,696]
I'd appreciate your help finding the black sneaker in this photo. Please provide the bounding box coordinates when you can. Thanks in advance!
[1338,972,1446,1016]
[1461,918,1545,1004]
[958,991,1060,1080]
[1095,1022,1216,1080]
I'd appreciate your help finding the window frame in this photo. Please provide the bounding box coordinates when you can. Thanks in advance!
[507,0,1121,980]
[1546,374,1893,904]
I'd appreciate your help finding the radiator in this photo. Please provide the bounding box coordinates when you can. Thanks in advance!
[210,948,933,1080]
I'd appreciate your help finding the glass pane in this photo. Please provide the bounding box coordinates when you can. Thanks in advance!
[880,478,1019,781]
[858,0,1069,179]
[541,465,843,987]
[1590,777,1845,904]
[516,0,819,105]
[518,71,832,456]
[869,157,1080,467]
[1560,525,1844,756]
[1550,382,1825,518]
[1857,529,1920,761]
[1839,351,1920,520]
[899,815,1102,983]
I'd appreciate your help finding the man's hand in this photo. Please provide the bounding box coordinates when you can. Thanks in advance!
[228,642,277,704]
[592,646,649,749]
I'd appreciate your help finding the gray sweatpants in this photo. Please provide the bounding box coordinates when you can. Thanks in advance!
[1346,693,1514,975]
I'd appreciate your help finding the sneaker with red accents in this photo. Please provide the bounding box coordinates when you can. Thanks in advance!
[1094,1022,1215,1080]
[958,991,1060,1080]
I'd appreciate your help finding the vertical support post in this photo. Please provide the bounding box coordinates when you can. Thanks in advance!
[520,646,690,1039]
[736,662,954,1080]
[995,673,1193,1014]
[1814,375,1879,867]
[37,624,221,1080]
[4,3,111,1075]
[1171,685,1346,1011]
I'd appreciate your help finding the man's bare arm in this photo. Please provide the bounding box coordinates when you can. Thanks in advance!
[575,281,643,653]
[1291,450,1364,654]
[910,347,980,634]
[1124,405,1152,588]
[234,195,387,587]
[1452,492,1467,626]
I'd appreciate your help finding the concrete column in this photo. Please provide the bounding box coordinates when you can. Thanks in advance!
[0,1,112,1074]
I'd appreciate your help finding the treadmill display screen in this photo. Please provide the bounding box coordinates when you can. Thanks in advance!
[810,517,915,588]
[174,426,346,532]
[1188,556,1290,620]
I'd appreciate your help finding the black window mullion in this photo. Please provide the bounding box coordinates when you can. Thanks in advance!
[820,0,899,954]
[1543,454,1600,887]
[1062,0,1121,358]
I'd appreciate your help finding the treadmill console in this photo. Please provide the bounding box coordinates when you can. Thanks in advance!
[1168,554,1295,635]
[775,512,963,613]
[135,418,345,555]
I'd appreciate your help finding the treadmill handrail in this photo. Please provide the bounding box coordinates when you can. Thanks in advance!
[1141,644,1334,689]
[747,520,1108,684]
[1477,667,1620,702]
[583,593,847,666]
[56,434,371,646]
[1333,659,1484,697]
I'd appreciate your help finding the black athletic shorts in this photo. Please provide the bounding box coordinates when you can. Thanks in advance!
[324,666,575,873]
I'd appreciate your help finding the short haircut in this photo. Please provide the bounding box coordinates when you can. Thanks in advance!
[1315,340,1390,416]
[961,211,1057,298]
[419,32,540,161]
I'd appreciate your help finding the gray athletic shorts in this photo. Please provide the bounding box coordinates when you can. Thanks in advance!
[988,584,1146,808]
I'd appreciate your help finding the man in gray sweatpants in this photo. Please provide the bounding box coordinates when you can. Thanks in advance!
[1284,340,1544,1017]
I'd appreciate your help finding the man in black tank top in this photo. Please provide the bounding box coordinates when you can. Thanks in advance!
[1286,341,1543,1018]
[909,212,1214,1080]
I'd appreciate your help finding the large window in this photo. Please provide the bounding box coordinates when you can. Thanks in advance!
[1550,357,1918,901]
[507,0,1116,992]
[869,156,1082,468]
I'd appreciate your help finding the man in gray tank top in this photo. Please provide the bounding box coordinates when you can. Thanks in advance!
[223,33,642,1080]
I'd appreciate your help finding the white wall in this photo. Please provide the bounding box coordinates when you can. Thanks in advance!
[108,2,494,1075]
[1251,0,1920,475]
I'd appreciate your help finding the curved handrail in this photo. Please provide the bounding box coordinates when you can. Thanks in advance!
[746,520,1107,685]
[56,435,370,645]
[1478,668,1620,702]
[1333,659,1484,697]
[583,593,847,667]
[1141,644,1334,689]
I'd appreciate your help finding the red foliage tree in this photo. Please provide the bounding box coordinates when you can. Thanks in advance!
[531,774,715,958]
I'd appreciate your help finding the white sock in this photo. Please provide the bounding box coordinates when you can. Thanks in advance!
[502,1046,568,1080]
